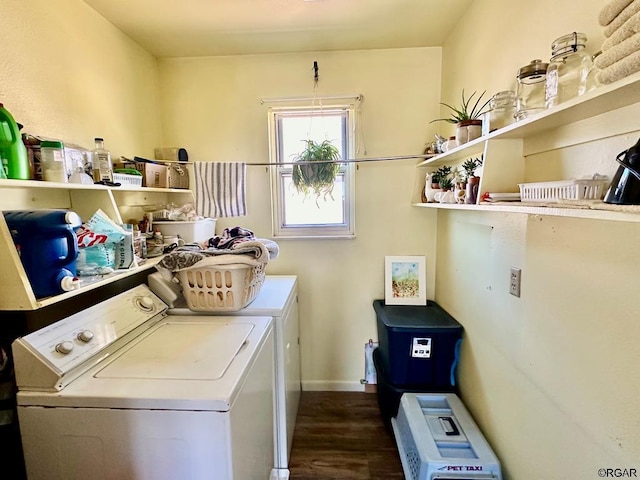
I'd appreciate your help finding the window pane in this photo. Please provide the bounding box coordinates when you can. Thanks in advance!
[282,173,345,226]
[269,104,355,238]
[280,112,345,169]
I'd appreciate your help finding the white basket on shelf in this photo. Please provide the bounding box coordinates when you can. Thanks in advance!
[518,178,609,203]
[113,172,143,187]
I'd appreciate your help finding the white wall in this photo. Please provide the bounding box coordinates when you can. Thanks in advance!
[157,49,440,389]
[0,0,161,158]
[439,0,640,478]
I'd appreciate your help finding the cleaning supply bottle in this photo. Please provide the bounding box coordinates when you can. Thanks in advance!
[92,137,113,182]
[0,103,29,179]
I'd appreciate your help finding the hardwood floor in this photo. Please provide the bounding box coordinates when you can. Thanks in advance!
[288,391,405,480]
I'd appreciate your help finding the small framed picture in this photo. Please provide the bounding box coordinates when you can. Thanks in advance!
[385,256,426,305]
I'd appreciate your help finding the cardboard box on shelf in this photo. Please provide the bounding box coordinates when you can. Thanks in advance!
[143,163,169,188]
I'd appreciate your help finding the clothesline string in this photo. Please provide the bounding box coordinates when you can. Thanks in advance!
[127,153,436,167]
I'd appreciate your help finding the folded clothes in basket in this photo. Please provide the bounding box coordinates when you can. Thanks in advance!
[155,239,276,281]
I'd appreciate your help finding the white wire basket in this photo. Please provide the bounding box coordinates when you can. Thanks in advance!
[518,178,609,202]
[113,172,143,187]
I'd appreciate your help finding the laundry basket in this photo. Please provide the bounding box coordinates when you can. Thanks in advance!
[176,259,266,312]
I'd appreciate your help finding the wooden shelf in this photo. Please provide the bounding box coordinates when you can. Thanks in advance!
[413,72,640,221]
[0,178,189,194]
[412,202,640,222]
[35,258,162,309]
[0,179,194,311]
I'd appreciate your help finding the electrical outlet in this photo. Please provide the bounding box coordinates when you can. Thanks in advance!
[510,267,521,297]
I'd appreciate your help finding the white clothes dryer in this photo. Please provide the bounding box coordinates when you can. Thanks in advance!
[12,284,275,480]
[167,275,301,476]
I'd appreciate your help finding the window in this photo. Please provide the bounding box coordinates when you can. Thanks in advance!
[268,103,356,238]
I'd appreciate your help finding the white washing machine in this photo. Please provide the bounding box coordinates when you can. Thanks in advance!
[12,284,275,480]
[167,275,301,477]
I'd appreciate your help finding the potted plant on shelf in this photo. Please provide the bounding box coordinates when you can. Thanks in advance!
[461,157,482,183]
[424,165,451,203]
[430,90,491,145]
[292,139,341,202]
[461,156,483,205]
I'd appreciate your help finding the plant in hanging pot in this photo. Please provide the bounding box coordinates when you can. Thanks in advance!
[292,139,341,202]
[430,90,491,145]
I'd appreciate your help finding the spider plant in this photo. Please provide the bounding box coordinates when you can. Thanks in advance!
[430,90,491,124]
[292,139,341,200]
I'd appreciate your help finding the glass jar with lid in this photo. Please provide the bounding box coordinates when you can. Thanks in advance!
[544,32,593,109]
[482,90,516,135]
[515,59,548,121]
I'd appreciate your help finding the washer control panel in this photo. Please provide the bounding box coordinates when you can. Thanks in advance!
[14,284,167,385]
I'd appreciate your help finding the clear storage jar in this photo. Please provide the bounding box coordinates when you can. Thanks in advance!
[516,59,548,121]
[544,32,593,109]
[482,90,516,135]
[40,140,67,183]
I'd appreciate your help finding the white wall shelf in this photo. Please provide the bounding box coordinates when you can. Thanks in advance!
[414,71,640,221]
[0,179,193,311]
[412,201,640,223]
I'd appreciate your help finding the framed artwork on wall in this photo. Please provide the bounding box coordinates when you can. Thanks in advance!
[384,256,426,305]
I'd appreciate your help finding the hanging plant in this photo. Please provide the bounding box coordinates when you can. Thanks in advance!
[292,139,341,200]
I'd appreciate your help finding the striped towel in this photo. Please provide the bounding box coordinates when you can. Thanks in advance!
[194,161,247,218]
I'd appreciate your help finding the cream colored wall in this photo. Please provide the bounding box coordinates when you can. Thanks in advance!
[440,0,640,478]
[0,0,161,159]
[157,48,440,389]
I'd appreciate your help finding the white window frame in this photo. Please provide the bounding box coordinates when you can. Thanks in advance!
[268,103,356,239]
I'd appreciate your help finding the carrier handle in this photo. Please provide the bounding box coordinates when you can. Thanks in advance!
[59,229,79,267]
[439,416,460,436]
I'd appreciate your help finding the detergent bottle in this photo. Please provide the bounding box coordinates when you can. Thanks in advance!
[3,209,82,298]
[0,103,29,179]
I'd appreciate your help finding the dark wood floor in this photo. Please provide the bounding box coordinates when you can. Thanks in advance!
[288,391,405,480]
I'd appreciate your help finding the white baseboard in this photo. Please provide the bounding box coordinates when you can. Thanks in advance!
[301,380,366,392]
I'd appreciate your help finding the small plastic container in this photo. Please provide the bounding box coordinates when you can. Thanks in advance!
[40,140,68,183]
[516,59,548,121]
[545,32,593,109]
[153,218,217,243]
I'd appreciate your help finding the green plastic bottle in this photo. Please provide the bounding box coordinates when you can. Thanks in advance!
[0,103,29,179]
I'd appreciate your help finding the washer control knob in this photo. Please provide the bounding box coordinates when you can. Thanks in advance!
[77,330,94,343]
[135,296,155,312]
[55,341,74,355]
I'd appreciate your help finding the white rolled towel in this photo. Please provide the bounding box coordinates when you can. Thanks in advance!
[600,0,634,26]
[595,31,640,69]
[605,0,640,36]
[596,49,640,84]
[603,11,640,50]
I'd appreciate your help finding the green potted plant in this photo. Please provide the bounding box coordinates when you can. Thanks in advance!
[461,157,482,183]
[292,139,341,200]
[462,156,483,205]
[430,90,491,145]
[430,165,450,188]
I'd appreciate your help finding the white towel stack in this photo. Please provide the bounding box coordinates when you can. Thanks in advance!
[194,161,247,218]
[597,0,640,84]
